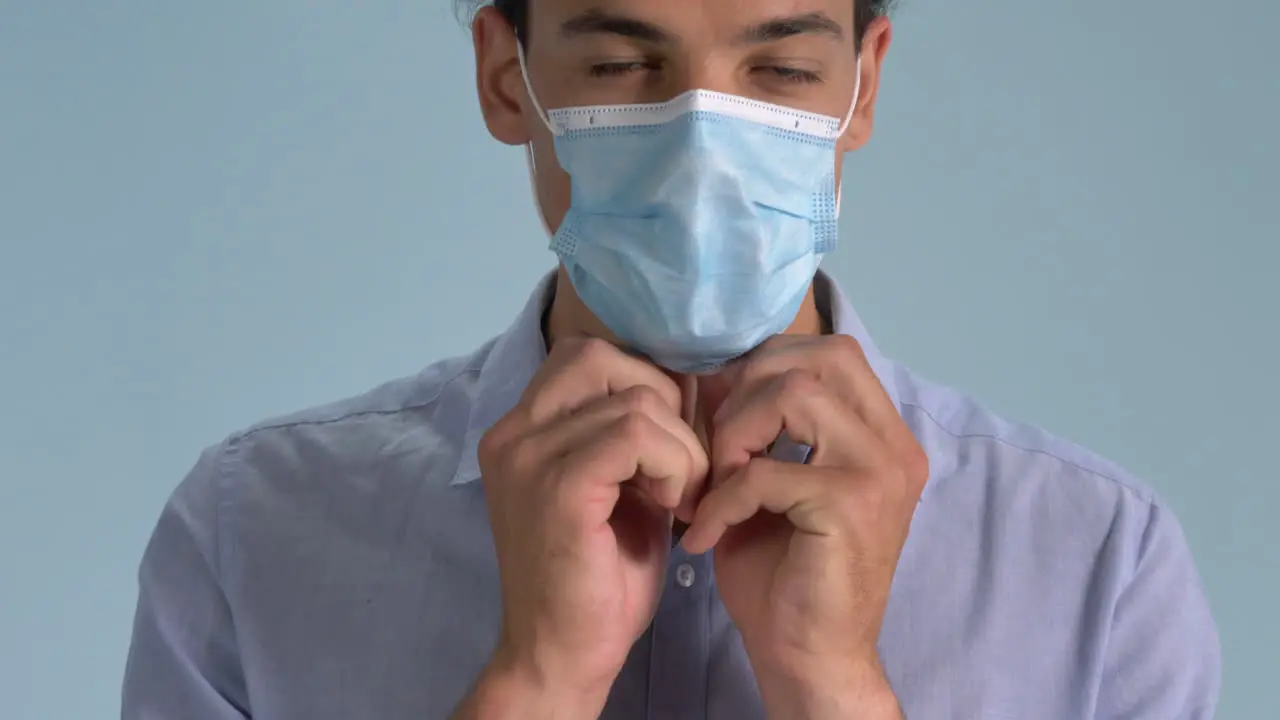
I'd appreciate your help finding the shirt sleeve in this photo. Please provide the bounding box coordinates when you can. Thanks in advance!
[1095,499,1221,719]
[122,442,251,719]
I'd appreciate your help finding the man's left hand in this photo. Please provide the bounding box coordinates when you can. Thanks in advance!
[682,335,928,720]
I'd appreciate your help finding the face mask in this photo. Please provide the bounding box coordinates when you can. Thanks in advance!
[520,49,861,374]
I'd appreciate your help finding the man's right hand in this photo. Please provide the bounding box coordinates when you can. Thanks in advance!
[459,338,709,719]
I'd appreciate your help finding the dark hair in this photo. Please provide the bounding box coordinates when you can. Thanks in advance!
[457,1,894,49]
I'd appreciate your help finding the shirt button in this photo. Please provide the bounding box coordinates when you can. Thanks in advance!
[675,563,696,588]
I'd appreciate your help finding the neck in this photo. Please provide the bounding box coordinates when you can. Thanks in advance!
[543,264,825,428]
[542,267,615,352]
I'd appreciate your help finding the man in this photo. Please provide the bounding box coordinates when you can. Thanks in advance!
[123,1,1221,718]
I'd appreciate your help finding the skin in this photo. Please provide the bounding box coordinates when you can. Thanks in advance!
[455,2,921,719]
[475,0,891,350]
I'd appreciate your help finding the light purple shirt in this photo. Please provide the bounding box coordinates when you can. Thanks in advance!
[123,272,1220,719]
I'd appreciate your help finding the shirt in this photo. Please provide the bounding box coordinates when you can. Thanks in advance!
[123,271,1221,719]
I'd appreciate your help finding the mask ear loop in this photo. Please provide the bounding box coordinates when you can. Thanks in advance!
[524,145,553,236]
[518,41,559,235]
[517,42,556,135]
[834,56,863,219]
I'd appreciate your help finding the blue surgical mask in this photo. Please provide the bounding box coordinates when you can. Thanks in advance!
[520,51,861,374]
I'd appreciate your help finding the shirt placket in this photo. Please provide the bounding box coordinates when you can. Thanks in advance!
[646,547,713,719]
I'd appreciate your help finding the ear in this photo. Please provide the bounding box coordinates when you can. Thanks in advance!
[839,16,893,153]
[473,7,532,146]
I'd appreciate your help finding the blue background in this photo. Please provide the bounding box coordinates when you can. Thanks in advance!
[1,1,1276,716]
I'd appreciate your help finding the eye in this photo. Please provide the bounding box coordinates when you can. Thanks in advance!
[756,66,823,84]
[588,61,650,78]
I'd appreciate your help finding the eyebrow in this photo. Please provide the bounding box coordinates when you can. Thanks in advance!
[736,12,845,44]
[558,9,673,44]
[556,9,844,46]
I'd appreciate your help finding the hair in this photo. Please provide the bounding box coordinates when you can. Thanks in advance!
[456,1,894,49]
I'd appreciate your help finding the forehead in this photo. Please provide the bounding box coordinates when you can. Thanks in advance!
[527,0,857,42]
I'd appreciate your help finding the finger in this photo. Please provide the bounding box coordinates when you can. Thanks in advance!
[559,411,705,520]
[533,385,705,468]
[705,339,829,439]
[522,337,683,425]
[524,386,709,507]
[681,458,837,554]
[711,369,884,477]
[719,335,907,453]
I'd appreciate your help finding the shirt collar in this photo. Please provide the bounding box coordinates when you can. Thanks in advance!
[449,270,900,486]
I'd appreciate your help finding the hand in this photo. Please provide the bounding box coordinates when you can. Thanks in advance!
[470,338,709,718]
[683,335,927,719]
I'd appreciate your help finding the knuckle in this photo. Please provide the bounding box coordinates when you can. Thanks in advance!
[507,437,544,475]
[574,336,616,366]
[902,443,931,486]
[827,332,865,360]
[478,419,519,470]
[778,368,822,399]
[618,384,665,416]
[477,423,505,462]
[689,441,710,474]
[817,335,862,377]
[612,411,654,444]
[677,436,701,472]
